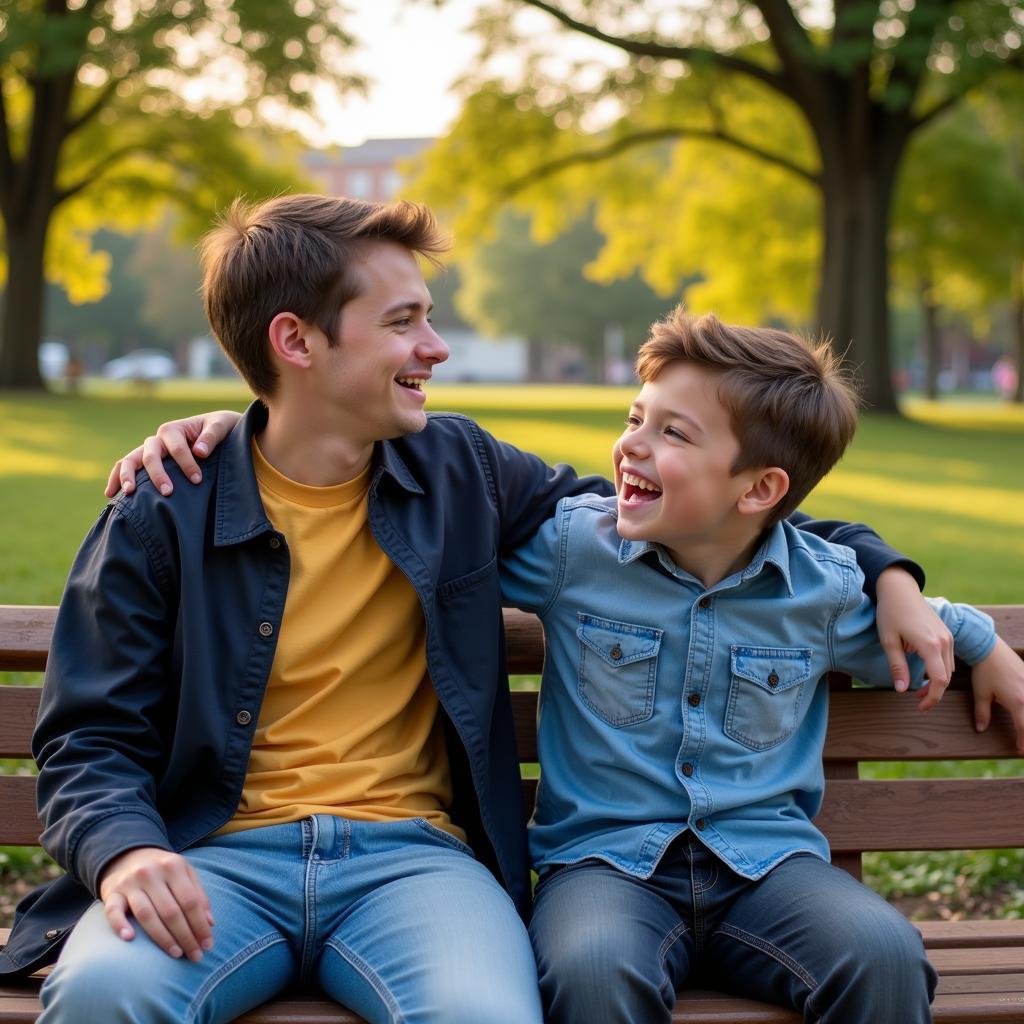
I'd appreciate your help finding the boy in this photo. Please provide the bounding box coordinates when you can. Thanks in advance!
[500,309,1019,1023]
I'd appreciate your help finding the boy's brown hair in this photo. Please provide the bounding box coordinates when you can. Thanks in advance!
[635,307,859,524]
[200,194,449,398]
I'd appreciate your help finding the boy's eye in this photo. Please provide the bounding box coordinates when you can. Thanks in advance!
[625,414,641,428]
[665,427,689,442]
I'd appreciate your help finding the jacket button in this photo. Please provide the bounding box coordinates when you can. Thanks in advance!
[768,671,780,687]
[695,818,706,831]
[45,928,63,940]
[258,622,274,637]
[610,645,623,661]
[699,597,711,609]
[688,693,701,708]
[682,762,693,777]
[236,710,252,726]
[269,537,281,550]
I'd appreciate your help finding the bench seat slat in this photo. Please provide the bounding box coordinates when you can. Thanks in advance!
[0,778,38,845]
[920,921,1024,949]
[0,608,55,673]
[0,690,39,759]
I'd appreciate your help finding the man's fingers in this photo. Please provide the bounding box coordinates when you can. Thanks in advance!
[156,425,203,484]
[103,891,135,942]
[167,870,214,957]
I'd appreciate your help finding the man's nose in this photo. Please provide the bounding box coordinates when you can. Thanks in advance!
[420,324,449,365]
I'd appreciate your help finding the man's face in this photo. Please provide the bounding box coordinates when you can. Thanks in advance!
[613,363,754,562]
[317,240,449,443]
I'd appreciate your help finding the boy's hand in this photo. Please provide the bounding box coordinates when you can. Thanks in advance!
[104,410,241,498]
[99,846,214,961]
[970,636,1024,754]
[874,566,954,705]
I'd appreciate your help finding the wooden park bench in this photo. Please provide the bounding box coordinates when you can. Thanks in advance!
[1,603,1023,1022]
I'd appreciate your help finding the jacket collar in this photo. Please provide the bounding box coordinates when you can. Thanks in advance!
[213,401,424,546]
[617,520,795,597]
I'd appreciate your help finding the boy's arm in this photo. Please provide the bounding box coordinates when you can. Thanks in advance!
[787,511,952,690]
[499,504,564,614]
[36,503,213,960]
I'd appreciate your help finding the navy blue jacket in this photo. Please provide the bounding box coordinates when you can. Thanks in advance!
[0,402,920,979]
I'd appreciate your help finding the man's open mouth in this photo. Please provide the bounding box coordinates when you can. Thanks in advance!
[620,472,662,504]
[396,377,424,391]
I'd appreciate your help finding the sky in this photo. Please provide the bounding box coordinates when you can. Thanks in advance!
[315,0,486,145]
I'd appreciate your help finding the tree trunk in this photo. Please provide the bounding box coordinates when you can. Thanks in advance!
[0,211,51,390]
[815,137,902,413]
[919,279,941,401]
[1012,262,1024,404]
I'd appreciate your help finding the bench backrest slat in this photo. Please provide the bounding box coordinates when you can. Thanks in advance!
[2,604,1022,861]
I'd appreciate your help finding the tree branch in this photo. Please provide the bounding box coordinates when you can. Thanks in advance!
[54,143,151,204]
[65,77,119,136]
[502,125,820,199]
[515,0,797,100]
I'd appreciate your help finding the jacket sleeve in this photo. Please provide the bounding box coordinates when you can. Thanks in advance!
[33,498,177,897]
[829,561,997,685]
[786,510,924,600]
[470,422,612,555]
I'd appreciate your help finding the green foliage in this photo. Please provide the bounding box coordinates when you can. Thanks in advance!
[454,209,677,357]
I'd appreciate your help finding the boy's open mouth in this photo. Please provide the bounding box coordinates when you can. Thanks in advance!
[620,472,662,505]
[396,377,424,391]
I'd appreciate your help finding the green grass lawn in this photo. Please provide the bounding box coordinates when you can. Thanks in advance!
[1,381,1022,917]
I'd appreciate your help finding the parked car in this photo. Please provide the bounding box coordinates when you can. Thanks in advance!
[103,349,178,381]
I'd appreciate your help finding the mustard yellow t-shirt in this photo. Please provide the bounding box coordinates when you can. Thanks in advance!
[218,439,462,840]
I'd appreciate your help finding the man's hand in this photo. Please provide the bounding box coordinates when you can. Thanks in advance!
[104,410,242,498]
[970,636,1024,754]
[99,846,214,961]
[875,566,954,708]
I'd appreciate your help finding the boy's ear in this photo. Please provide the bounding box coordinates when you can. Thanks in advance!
[737,467,790,518]
[268,312,314,369]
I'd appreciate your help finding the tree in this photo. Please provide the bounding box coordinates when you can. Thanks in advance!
[414,0,1024,411]
[0,0,361,389]
[891,94,1024,398]
[455,209,676,379]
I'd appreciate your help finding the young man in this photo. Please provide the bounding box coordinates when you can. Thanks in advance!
[498,309,1024,1023]
[5,194,958,1023]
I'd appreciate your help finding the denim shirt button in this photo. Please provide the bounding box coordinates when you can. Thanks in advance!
[682,762,693,777]
[688,693,701,707]
[768,671,780,687]
[695,818,706,830]
[610,645,623,661]
[699,597,711,609]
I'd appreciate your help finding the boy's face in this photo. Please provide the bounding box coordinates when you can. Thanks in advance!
[316,240,449,443]
[613,363,756,560]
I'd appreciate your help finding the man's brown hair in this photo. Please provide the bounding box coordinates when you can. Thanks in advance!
[635,307,859,524]
[200,194,449,398]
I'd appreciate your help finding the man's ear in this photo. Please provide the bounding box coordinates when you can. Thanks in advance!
[268,312,314,370]
[737,467,790,518]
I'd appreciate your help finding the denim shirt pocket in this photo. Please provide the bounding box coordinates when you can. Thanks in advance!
[725,646,813,751]
[576,614,663,728]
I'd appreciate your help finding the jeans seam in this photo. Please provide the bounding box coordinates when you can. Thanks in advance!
[715,921,818,991]
[324,936,405,1024]
[299,815,320,982]
[186,934,288,1023]
[657,920,690,967]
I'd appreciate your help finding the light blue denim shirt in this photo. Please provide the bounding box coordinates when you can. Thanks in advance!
[501,495,996,881]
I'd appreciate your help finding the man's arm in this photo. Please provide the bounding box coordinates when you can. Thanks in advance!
[36,501,213,961]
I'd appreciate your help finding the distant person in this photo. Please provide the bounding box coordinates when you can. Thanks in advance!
[63,353,83,394]
[992,356,1018,401]
[502,309,1024,1023]
[5,194,959,1024]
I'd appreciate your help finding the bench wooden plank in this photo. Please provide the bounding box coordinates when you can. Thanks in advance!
[0,689,39,759]
[0,778,39,845]
[0,608,55,673]
[929,946,1024,974]
[920,921,1024,949]
[818,778,1024,852]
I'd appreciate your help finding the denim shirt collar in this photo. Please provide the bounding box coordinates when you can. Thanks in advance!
[213,400,424,547]
[617,521,796,598]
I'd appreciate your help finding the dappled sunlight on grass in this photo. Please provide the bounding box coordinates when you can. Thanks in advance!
[815,472,1024,528]
[903,398,1024,431]
[0,446,105,481]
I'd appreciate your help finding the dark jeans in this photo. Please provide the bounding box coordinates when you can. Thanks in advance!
[530,836,935,1024]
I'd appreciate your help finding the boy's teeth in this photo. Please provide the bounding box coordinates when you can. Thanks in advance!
[622,472,660,493]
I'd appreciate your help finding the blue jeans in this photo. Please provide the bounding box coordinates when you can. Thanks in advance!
[39,816,542,1024]
[530,836,936,1024]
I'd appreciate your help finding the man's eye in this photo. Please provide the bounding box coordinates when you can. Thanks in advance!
[393,317,412,328]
